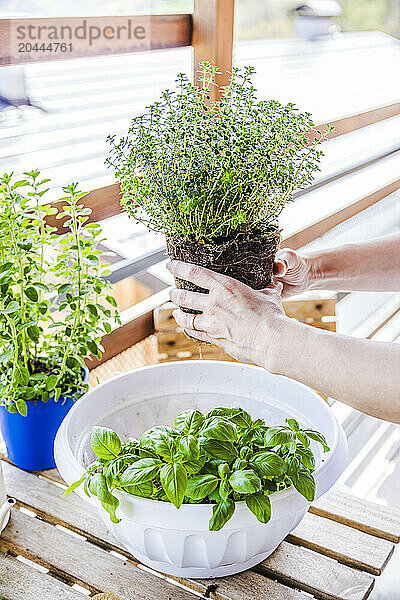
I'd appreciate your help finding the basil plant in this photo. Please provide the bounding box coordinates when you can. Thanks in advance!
[66,407,329,531]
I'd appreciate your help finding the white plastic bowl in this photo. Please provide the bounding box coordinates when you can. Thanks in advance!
[55,360,347,578]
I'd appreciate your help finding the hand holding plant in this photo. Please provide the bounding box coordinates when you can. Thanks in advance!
[108,61,332,302]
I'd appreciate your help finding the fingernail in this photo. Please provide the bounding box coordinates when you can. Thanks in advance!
[166,261,172,271]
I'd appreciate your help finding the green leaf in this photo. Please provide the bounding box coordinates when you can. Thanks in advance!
[185,474,219,500]
[206,407,233,419]
[289,470,316,502]
[228,408,253,429]
[264,427,294,447]
[250,451,287,477]
[285,418,299,432]
[229,469,261,494]
[15,398,28,417]
[91,426,122,460]
[46,374,58,391]
[209,499,235,531]
[219,480,231,501]
[296,447,315,471]
[63,475,85,497]
[88,473,120,523]
[200,438,237,462]
[245,493,271,524]
[17,241,32,251]
[26,325,41,343]
[160,463,187,508]
[184,454,207,475]
[296,431,310,448]
[24,286,38,302]
[286,455,301,477]
[57,283,72,294]
[201,417,237,442]
[1,301,19,315]
[121,481,154,498]
[120,458,162,487]
[87,303,99,317]
[303,429,330,452]
[174,409,204,433]
[140,426,176,461]
[0,262,13,274]
[15,366,29,386]
[218,462,230,479]
[179,434,200,460]
[106,295,117,307]
[87,340,99,355]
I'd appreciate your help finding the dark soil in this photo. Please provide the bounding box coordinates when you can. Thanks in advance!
[166,227,281,314]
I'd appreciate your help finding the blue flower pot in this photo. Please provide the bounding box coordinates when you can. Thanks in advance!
[0,367,89,471]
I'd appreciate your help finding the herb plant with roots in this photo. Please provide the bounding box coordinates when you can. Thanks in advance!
[107,62,331,243]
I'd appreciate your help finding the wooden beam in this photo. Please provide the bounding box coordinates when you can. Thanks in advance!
[45,183,121,233]
[87,289,170,368]
[282,178,400,250]
[308,102,400,143]
[192,0,235,101]
[0,14,192,65]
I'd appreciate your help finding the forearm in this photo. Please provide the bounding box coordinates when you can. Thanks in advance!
[306,233,400,292]
[268,319,400,423]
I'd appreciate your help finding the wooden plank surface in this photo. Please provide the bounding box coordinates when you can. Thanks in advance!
[288,511,394,576]
[2,460,119,551]
[192,571,306,600]
[256,540,374,600]
[0,15,192,65]
[157,330,235,362]
[283,297,336,321]
[2,461,384,599]
[311,488,400,543]
[0,552,83,600]
[34,467,374,600]
[0,508,196,600]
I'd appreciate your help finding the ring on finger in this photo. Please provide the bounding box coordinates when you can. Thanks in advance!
[190,313,201,331]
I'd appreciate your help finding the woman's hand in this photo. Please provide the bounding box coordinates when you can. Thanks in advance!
[274,248,316,298]
[166,261,289,369]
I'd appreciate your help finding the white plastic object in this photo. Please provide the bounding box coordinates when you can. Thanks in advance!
[55,361,347,578]
[0,460,15,534]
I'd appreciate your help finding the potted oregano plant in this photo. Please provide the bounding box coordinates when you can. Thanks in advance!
[107,62,330,302]
[0,171,120,471]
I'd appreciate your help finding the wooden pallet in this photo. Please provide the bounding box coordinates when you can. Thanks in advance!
[1,456,399,600]
[154,293,337,363]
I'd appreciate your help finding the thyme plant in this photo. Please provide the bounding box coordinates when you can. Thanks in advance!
[0,171,120,415]
[107,62,332,243]
[66,407,329,530]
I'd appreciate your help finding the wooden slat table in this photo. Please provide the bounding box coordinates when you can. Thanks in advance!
[1,459,399,600]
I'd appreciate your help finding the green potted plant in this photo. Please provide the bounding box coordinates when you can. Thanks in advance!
[107,62,330,300]
[0,171,120,471]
